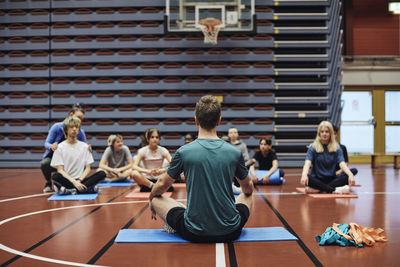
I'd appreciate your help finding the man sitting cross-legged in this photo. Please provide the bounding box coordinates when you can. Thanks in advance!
[51,117,106,195]
[149,95,254,243]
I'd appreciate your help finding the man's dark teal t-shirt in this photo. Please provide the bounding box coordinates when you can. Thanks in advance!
[167,139,248,236]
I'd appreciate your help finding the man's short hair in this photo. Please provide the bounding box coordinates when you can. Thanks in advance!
[195,95,221,131]
[62,116,81,138]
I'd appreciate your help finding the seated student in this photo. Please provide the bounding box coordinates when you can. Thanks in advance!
[176,133,195,183]
[249,138,285,184]
[227,127,251,193]
[97,134,134,182]
[228,127,250,162]
[184,133,194,144]
[300,121,355,194]
[333,125,358,177]
[41,103,89,193]
[149,95,254,243]
[131,128,172,192]
[51,117,106,195]
[227,127,255,168]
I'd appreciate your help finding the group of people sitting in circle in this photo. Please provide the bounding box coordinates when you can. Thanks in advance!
[40,100,357,197]
[39,96,358,242]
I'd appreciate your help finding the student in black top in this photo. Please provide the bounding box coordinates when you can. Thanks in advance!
[249,138,284,184]
[333,125,358,177]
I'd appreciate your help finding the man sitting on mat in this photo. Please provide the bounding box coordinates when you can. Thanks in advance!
[149,95,254,243]
[51,117,106,195]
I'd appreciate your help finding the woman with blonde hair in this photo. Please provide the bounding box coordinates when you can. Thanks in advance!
[132,128,172,191]
[300,121,355,194]
[97,134,134,182]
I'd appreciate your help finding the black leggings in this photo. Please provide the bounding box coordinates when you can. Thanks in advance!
[52,171,106,192]
[40,156,57,186]
[308,168,358,193]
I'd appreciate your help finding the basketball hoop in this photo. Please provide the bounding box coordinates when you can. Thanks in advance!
[199,18,223,45]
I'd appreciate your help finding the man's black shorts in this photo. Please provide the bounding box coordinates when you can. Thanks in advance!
[166,203,250,243]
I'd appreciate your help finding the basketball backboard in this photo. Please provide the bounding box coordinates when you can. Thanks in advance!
[165,0,255,33]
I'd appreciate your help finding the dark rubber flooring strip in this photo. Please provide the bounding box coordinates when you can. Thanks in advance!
[0,188,132,266]
[227,242,238,267]
[87,205,148,264]
[259,190,323,267]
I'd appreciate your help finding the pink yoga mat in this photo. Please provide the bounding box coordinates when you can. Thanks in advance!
[125,187,173,199]
[172,183,186,189]
[295,187,358,198]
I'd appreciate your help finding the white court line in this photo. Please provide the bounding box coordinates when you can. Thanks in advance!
[215,243,226,267]
[0,200,184,267]
[0,193,52,203]
[357,192,400,195]
[255,191,400,196]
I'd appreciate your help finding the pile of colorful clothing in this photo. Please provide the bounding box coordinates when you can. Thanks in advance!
[316,223,387,247]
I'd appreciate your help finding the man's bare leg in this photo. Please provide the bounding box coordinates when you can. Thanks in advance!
[235,193,253,211]
[151,196,186,221]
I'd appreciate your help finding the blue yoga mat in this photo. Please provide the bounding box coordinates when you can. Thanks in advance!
[48,193,99,201]
[98,182,133,187]
[115,227,297,243]
[249,169,284,185]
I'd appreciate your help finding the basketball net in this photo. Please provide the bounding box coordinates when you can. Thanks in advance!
[199,18,222,45]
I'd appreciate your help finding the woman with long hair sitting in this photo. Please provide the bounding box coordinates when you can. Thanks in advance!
[300,121,355,194]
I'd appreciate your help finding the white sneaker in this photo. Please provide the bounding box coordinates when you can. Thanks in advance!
[43,185,54,193]
[58,186,77,195]
[333,185,350,194]
[305,186,320,194]
[162,222,176,234]
[232,184,242,195]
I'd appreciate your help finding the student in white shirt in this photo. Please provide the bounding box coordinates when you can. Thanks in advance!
[51,117,106,195]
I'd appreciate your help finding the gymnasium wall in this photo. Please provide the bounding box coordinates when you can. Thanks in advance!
[345,0,400,56]
[0,0,343,168]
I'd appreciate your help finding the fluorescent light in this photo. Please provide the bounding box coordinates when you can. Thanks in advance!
[389,2,400,14]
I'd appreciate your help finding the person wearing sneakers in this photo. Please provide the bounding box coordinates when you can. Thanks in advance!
[149,95,254,243]
[300,121,355,194]
[97,134,134,182]
[50,117,106,195]
[40,103,89,193]
[131,128,172,192]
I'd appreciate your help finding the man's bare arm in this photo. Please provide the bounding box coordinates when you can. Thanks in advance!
[238,175,254,196]
[149,172,175,201]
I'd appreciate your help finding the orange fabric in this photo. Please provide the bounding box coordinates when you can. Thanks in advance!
[333,222,387,246]
[349,223,388,246]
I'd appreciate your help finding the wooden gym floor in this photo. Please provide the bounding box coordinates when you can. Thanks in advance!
[0,164,398,267]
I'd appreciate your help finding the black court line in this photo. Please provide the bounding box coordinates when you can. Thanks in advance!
[227,242,238,267]
[0,188,133,266]
[258,190,324,267]
[87,205,148,264]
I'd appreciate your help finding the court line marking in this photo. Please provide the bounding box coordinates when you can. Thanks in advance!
[1,190,399,206]
[0,193,53,203]
[216,243,225,267]
[0,200,184,267]
[258,191,323,267]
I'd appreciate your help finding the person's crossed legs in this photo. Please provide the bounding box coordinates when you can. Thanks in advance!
[151,192,252,242]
